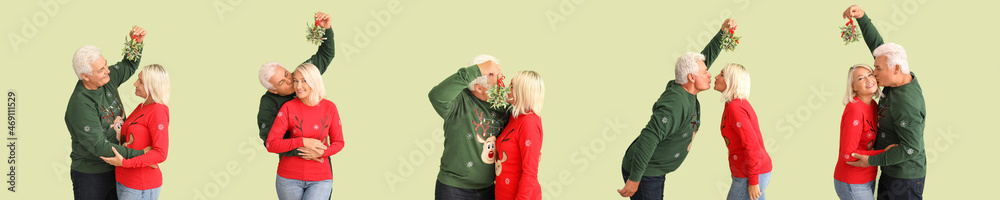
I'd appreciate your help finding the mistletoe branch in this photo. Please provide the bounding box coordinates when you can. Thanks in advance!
[720,27,740,52]
[306,20,326,45]
[121,34,143,61]
[486,75,511,109]
[840,18,862,45]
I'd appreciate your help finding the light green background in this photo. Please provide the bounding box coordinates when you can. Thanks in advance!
[2,0,996,199]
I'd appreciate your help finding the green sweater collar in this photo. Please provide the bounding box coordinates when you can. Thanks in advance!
[885,72,919,92]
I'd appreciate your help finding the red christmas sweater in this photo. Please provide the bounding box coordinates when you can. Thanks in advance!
[266,98,345,181]
[834,96,884,184]
[115,103,169,190]
[495,113,542,200]
[720,99,772,185]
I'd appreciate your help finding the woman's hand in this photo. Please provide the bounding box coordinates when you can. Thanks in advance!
[300,138,327,162]
[111,116,123,142]
[99,147,159,168]
[298,146,324,162]
[748,184,761,199]
[301,138,327,155]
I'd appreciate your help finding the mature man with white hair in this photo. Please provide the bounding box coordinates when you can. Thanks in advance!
[428,54,508,200]
[843,5,927,200]
[64,26,152,199]
[256,12,336,161]
[617,19,736,199]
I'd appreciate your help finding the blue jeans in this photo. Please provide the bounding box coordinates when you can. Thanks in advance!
[116,182,161,200]
[275,174,333,200]
[434,180,495,200]
[834,179,875,200]
[875,174,924,200]
[727,172,772,200]
[71,170,118,200]
[621,168,666,200]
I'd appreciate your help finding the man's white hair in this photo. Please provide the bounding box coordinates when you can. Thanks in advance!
[73,45,103,80]
[468,76,489,92]
[674,52,706,84]
[469,54,499,66]
[258,61,282,90]
[873,43,909,74]
[467,54,498,91]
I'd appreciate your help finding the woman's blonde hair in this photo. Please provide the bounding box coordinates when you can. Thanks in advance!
[843,64,883,105]
[720,63,750,102]
[510,70,544,118]
[140,64,170,105]
[294,63,326,103]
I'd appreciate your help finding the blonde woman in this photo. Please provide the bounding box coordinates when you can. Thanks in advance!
[266,63,345,200]
[100,64,171,200]
[713,63,772,200]
[833,64,896,200]
[495,70,544,200]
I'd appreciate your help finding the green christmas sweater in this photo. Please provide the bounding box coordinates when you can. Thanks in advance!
[428,65,509,189]
[857,14,927,179]
[621,30,724,182]
[64,48,146,174]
